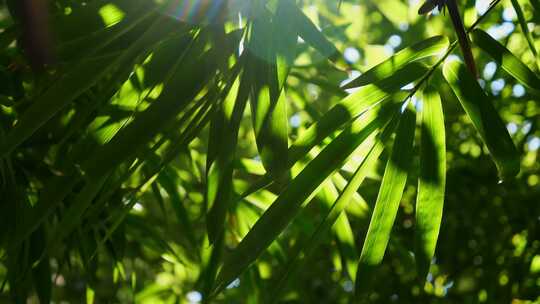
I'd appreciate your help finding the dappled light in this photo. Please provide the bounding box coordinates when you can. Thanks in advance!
[0,0,538,303]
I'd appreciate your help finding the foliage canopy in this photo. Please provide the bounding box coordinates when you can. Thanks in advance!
[0,0,539,303]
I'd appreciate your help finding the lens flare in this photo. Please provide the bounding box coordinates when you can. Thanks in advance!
[164,0,229,25]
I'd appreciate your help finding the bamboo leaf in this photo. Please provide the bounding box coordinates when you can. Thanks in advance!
[9,31,220,249]
[249,18,289,177]
[290,62,427,168]
[207,72,249,243]
[212,100,400,296]
[0,53,118,158]
[124,214,182,263]
[270,120,397,303]
[0,18,179,158]
[47,174,109,253]
[239,62,426,201]
[443,59,520,181]
[32,257,51,304]
[355,106,416,296]
[414,86,446,281]
[157,167,197,247]
[81,34,215,179]
[471,29,540,94]
[250,86,289,177]
[285,0,341,61]
[343,36,449,89]
[333,212,357,279]
[12,175,81,249]
[372,0,409,27]
[509,0,540,70]
[274,0,298,88]
[55,3,157,60]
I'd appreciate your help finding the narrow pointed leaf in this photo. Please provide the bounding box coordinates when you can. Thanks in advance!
[471,29,540,94]
[285,0,340,61]
[124,215,183,263]
[333,212,357,279]
[0,53,118,158]
[355,107,416,296]
[207,72,249,243]
[414,86,446,281]
[12,175,80,248]
[270,120,397,303]
[443,59,520,180]
[213,101,400,296]
[509,0,540,70]
[343,36,449,89]
[47,174,109,252]
[240,62,426,200]
[158,167,197,246]
[249,18,289,177]
[0,19,180,158]
[289,62,427,167]
[274,0,298,88]
[82,35,218,179]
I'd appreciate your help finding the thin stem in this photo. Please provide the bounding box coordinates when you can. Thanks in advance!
[405,0,502,99]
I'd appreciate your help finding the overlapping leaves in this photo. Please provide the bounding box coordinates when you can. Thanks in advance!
[0,0,534,302]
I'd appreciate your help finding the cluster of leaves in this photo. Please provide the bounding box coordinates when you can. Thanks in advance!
[0,0,539,303]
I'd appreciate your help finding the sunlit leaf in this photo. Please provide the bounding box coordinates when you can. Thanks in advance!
[509,0,540,70]
[239,62,426,199]
[213,101,401,296]
[249,17,289,177]
[355,106,416,296]
[443,59,520,180]
[207,72,248,243]
[471,29,540,94]
[270,119,397,302]
[285,0,341,61]
[414,85,446,281]
[343,36,449,89]
[0,18,179,158]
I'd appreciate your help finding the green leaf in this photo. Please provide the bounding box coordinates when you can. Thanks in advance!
[249,17,289,177]
[0,26,17,50]
[0,18,180,158]
[343,36,449,89]
[207,72,249,243]
[12,175,81,249]
[9,31,220,250]
[124,214,183,263]
[157,167,197,247]
[212,99,400,296]
[471,29,540,94]
[273,0,299,87]
[333,212,357,278]
[0,53,118,158]
[270,120,397,302]
[286,0,341,62]
[289,62,427,168]
[414,86,446,281]
[47,174,109,253]
[56,4,157,60]
[330,174,370,220]
[372,0,409,27]
[239,61,426,202]
[81,34,215,179]
[202,62,250,294]
[509,0,540,70]
[443,59,520,181]
[355,106,416,296]
[250,86,289,177]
